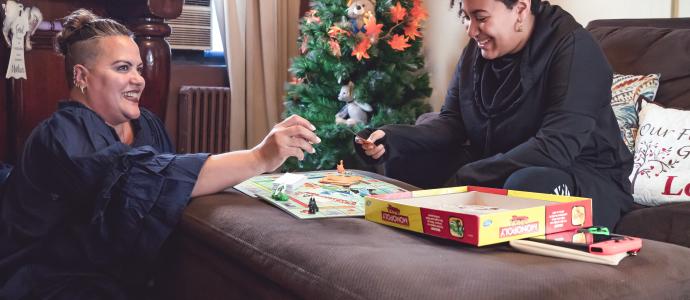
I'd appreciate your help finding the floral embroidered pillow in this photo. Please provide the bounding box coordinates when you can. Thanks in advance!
[611,74,660,154]
[629,101,690,206]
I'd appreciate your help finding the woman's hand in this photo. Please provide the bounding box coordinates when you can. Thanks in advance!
[355,129,386,160]
[252,115,321,172]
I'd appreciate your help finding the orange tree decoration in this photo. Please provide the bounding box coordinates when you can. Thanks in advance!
[284,0,431,171]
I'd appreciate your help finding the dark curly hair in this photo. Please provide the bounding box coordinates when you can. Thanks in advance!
[55,9,133,87]
[450,0,541,16]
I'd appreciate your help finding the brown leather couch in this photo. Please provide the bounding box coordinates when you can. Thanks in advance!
[152,19,690,299]
[586,18,690,248]
[156,172,690,299]
[416,18,690,248]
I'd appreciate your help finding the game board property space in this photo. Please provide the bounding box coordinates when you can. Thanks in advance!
[234,170,408,219]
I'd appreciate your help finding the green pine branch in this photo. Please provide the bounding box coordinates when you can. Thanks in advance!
[283,0,432,171]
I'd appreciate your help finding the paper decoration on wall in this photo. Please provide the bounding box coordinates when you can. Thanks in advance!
[2,0,43,79]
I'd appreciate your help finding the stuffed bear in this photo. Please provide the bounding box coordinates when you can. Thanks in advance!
[346,0,376,34]
[335,81,373,126]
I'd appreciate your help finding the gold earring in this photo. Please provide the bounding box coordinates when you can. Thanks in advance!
[516,22,524,32]
[79,85,85,95]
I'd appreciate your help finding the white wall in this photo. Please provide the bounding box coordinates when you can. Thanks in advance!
[550,0,672,26]
[421,0,682,111]
[422,1,468,110]
[680,0,690,17]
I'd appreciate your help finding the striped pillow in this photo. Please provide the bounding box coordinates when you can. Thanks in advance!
[610,74,660,154]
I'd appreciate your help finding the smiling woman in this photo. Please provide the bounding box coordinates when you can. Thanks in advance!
[55,11,142,142]
[355,0,634,230]
[454,0,538,60]
[71,36,145,131]
[0,9,320,300]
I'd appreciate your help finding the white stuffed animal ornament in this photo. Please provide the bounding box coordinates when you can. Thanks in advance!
[2,0,42,51]
[335,81,373,126]
[3,0,42,79]
[346,0,376,35]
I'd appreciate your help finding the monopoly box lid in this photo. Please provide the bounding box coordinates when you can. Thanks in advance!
[364,186,592,246]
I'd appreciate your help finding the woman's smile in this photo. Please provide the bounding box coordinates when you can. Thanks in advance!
[123,90,141,102]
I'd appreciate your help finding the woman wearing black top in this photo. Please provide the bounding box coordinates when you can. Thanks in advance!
[0,9,319,299]
[356,0,633,229]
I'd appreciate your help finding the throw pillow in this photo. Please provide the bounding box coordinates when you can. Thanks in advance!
[610,73,660,154]
[630,101,690,206]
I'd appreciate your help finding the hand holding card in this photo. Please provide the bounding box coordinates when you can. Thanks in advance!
[352,129,386,160]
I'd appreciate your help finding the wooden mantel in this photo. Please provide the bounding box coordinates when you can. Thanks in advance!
[0,0,183,163]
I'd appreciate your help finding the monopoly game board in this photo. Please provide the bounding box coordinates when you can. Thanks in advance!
[234,171,407,219]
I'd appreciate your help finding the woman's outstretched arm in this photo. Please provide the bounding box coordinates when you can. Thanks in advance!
[190,115,320,197]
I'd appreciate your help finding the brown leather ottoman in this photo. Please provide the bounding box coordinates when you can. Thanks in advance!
[155,171,690,299]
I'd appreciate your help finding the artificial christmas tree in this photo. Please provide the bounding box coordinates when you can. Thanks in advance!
[283,0,432,171]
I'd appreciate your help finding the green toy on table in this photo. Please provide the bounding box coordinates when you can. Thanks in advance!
[271,184,289,201]
[584,226,610,235]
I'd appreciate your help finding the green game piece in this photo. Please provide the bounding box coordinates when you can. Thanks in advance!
[277,192,289,201]
[587,226,610,235]
[271,185,289,201]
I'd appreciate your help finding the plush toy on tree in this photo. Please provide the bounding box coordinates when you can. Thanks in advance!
[335,81,372,126]
[347,0,376,35]
[284,0,432,171]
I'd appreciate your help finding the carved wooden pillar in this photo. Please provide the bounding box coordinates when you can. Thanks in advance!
[129,18,172,120]
[107,0,184,121]
[6,20,68,163]
[0,40,8,162]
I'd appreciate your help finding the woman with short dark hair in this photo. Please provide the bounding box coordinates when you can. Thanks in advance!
[356,0,633,229]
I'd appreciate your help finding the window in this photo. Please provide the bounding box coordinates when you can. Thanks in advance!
[210,0,224,53]
[168,0,225,65]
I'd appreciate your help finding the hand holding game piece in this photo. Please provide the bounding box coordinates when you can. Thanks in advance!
[253,115,321,172]
[344,127,371,144]
[355,129,386,160]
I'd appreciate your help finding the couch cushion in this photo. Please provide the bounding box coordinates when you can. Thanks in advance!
[588,21,690,110]
[616,202,690,248]
[630,102,690,206]
[610,73,660,153]
[157,181,690,298]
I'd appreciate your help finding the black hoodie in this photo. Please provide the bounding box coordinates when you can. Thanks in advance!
[358,2,633,229]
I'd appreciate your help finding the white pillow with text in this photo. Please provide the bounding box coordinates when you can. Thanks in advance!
[630,101,690,206]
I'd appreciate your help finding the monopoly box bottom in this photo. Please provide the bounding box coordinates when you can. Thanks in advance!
[364,186,592,246]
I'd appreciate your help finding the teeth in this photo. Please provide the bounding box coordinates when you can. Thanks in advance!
[123,92,138,98]
[476,39,490,48]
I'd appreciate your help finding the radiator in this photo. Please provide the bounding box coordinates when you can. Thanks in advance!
[177,86,232,153]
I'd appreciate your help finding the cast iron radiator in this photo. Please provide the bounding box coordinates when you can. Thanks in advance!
[177,86,232,153]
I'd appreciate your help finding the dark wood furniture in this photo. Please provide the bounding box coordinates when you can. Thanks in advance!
[0,0,183,163]
[155,170,690,299]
